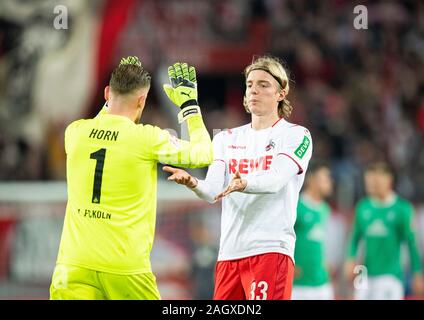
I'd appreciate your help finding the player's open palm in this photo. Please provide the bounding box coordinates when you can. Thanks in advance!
[215,170,247,201]
[163,166,197,188]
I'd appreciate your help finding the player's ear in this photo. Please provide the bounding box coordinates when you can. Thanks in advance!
[104,86,110,101]
[137,94,147,107]
[277,89,286,102]
[137,87,149,106]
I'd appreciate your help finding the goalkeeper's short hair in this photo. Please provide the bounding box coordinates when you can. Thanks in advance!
[109,56,151,95]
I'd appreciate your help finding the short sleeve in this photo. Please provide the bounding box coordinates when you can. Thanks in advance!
[278,126,313,174]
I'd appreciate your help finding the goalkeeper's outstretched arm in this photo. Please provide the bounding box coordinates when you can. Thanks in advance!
[150,62,213,168]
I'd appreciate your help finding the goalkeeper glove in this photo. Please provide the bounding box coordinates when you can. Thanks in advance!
[163,62,201,123]
[119,56,142,67]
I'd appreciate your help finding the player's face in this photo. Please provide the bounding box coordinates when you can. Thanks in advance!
[315,167,333,198]
[245,70,283,116]
[364,171,393,198]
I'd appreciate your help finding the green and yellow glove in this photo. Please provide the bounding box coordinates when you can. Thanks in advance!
[163,62,201,123]
[119,56,142,67]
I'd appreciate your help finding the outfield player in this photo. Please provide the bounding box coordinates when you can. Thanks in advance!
[344,162,424,299]
[49,56,213,300]
[292,162,335,300]
[164,55,313,300]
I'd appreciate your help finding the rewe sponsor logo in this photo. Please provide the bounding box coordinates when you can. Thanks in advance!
[229,156,273,174]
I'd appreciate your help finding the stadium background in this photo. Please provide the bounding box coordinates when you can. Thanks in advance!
[0,0,424,299]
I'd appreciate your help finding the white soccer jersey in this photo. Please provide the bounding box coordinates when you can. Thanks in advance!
[192,118,313,262]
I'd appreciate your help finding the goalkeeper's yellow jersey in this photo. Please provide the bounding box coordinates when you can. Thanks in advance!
[56,110,212,274]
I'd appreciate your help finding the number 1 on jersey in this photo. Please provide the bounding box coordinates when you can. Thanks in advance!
[90,148,106,204]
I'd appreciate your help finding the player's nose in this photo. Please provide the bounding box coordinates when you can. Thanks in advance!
[250,84,259,94]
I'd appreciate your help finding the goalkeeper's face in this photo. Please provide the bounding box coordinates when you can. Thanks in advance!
[245,70,285,117]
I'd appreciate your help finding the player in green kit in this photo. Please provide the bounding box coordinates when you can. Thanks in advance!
[292,162,335,300]
[49,56,213,300]
[345,162,424,299]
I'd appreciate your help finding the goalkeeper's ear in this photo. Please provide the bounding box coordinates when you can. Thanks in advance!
[104,86,110,101]
[137,92,148,107]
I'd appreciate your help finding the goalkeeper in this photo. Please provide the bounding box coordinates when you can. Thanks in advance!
[50,57,213,300]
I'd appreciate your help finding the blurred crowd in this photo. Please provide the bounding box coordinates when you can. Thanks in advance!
[1,0,424,209]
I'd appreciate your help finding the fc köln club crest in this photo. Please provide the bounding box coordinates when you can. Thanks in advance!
[265,140,275,151]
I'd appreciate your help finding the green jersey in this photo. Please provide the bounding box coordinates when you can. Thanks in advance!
[347,194,422,280]
[294,195,331,286]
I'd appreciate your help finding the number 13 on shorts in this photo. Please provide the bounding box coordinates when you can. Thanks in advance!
[250,280,269,300]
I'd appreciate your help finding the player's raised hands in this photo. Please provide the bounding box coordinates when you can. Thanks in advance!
[163,62,202,123]
[215,170,247,201]
[163,166,198,189]
[163,63,197,108]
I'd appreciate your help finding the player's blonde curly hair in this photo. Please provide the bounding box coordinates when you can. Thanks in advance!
[243,55,293,118]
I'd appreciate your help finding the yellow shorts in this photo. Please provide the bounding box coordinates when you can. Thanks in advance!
[50,264,161,300]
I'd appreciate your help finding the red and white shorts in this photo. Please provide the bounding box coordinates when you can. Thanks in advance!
[213,252,294,300]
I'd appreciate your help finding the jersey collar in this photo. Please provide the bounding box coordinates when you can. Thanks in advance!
[249,117,286,131]
[369,192,397,208]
